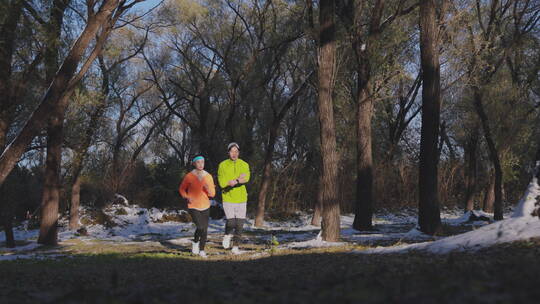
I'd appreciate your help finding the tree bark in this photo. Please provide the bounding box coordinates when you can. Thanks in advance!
[69,175,81,230]
[68,105,106,228]
[310,173,323,226]
[255,126,278,227]
[0,0,23,144]
[318,0,340,241]
[0,0,24,248]
[1,213,15,248]
[473,89,503,220]
[38,111,63,245]
[482,173,495,213]
[306,0,321,229]
[254,74,311,227]
[353,82,374,230]
[68,55,109,229]
[0,0,121,188]
[349,0,384,232]
[38,0,71,246]
[463,128,479,212]
[418,0,442,235]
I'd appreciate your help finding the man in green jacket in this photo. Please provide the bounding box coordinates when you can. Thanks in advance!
[218,142,250,254]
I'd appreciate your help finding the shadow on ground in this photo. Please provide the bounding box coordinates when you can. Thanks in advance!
[1,239,540,304]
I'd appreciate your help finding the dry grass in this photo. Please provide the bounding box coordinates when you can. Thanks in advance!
[1,238,540,303]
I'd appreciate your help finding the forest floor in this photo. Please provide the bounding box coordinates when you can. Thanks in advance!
[1,237,540,303]
[1,206,540,303]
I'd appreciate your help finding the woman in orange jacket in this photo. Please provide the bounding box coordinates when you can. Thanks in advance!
[179,155,216,258]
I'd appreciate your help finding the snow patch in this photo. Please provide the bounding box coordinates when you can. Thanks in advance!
[444,210,492,226]
[281,238,347,249]
[0,241,41,253]
[513,165,540,218]
[360,216,540,254]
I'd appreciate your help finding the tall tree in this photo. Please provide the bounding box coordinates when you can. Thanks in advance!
[0,0,24,150]
[463,0,539,220]
[337,0,418,231]
[0,0,144,188]
[349,0,384,231]
[0,0,25,248]
[67,55,110,230]
[462,126,479,211]
[318,0,340,241]
[418,0,442,234]
[68,25,149,228]
[255,71,313,227]
[38,0,71,247]
[305,0,324,227]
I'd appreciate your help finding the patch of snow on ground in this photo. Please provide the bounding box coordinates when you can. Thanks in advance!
[0,241,41,253]
[281,238,347,249]
[359,175,540,254]
[360,216,540,254]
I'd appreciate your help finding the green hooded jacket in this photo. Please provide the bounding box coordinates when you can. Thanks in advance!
[217,158,250,203]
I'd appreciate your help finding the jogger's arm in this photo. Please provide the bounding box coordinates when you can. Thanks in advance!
[239,161,250,184]
[204,176,216,198]
[179,175,191,200]
[217,163,229,189]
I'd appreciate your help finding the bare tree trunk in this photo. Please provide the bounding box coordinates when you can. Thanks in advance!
[69,55,109,229]
[418,0,442,235]
[0,0,121,188]
[482,173,495,213]
[463,128,478,212]
[69,175,81,230]
[38,111,63,245]
[255,127,278,227]
[0,133,15,248]
[254,73,311,227]
[307,0,322,229]
[348,0,386,234]
[0,118,9,153]
[0,173,15,247]
[0,0,24,248]
[68,105,105,228]
[311,173,323,226]
[0,0,23,140]
[38,0,71,246]
[318,0,340,242]
[68,151,84,229]
[354,84,374,230]
[473,89,503,220]
[2,215,15,248]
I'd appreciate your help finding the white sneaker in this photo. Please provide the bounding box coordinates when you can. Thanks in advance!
[231,246,241,255]
[199,251,207,258]
[192,241,200,255]
[222,234,233,249]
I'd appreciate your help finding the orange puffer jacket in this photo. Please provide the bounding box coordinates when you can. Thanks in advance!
[179,170,216,210]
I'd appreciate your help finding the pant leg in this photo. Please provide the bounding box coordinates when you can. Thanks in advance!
[189,209,209,246]
[223,202,246,243]
[235,202,247,219]
[233,218,245,244]
[231,203,246,244]
[223,202,236,236]
[188,209,200,242]
[225,218,236,235]
[198,209,210,251]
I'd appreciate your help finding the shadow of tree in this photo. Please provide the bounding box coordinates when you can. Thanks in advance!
[1,239,540,303]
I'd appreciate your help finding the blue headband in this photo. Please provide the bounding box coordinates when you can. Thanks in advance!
[192,156,204,163]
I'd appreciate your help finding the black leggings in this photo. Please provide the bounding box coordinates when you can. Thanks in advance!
[189,208,210,251]
[225,218,245,244]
